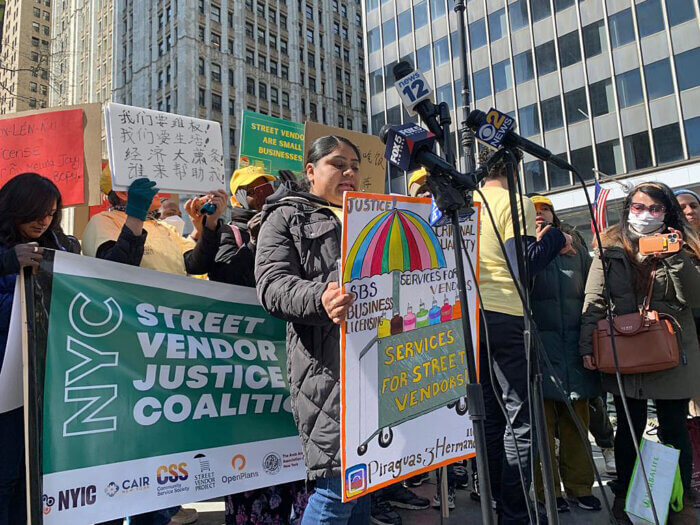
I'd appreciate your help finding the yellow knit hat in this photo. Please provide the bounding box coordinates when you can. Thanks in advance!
[229,166,275,207]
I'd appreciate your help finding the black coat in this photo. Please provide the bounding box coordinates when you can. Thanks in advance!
[208,207,258,287]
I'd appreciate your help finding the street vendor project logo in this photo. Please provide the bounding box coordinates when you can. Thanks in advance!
[263,452,282,475]
[345,464,368,498]
[193,453,216,492]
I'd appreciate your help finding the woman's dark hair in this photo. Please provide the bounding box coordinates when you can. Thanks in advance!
[602,181,700,286]
[0,173,63,247]
[306,135,361,166]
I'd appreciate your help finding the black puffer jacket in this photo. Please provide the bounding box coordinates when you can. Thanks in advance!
[255,185,342,480]
[209,207,258,287]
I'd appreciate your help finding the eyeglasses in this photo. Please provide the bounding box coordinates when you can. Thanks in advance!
[629,202,666,217]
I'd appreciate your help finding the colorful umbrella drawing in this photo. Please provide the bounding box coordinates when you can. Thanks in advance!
[344,207,446,283]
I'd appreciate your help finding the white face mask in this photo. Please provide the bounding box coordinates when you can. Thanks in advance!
[628,210,665,235]
[162,215,185,236]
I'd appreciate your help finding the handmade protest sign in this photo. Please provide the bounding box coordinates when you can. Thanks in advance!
[24,252,303,523]
[238,110,305,174]
[0,109,85,205]
[304,122,386,194]
[340,193,479,501]
[105,102,225,194]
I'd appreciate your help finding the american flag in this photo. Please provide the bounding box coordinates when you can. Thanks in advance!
[591,180,611,234]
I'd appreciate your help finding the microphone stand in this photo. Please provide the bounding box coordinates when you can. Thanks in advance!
[502,149,558,524]
[453,0,476,174]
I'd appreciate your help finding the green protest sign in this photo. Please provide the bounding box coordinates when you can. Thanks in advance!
[24,252,304,524]
[238,110,305,174]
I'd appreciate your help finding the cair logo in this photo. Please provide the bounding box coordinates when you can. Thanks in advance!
[42,494,55,515]
[104,482,119,498]
[49,485,97,511]
[156,463,189,485]
[345,464,368,499]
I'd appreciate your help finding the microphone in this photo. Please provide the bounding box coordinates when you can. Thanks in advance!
[379,124,476,191]
[466,108,572,171]
[393,62,443,140]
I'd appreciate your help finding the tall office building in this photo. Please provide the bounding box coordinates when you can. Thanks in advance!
[0,0,52,113]
[364,0,700,223]
[50,0,114,107]
[113,0,369,175]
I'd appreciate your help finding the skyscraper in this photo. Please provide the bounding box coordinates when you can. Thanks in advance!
[364,0,700,222]
[0,0,52,113]
[113,0,369,176]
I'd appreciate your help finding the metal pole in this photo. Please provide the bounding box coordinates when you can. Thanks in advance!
[453,0,476,174]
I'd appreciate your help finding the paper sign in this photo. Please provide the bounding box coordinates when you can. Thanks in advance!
[340,193,479,501]
[105,102,225,194]
[0,281,22,414]
[238,110,305,174]
[304,122,386,194]
[0,109,85,205]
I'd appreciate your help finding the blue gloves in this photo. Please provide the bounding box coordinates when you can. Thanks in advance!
[125,178,158,221]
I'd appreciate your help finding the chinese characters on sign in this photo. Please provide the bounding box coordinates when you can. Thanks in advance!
[105,103,225,194]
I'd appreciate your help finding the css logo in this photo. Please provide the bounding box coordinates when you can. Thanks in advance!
[345,464,367,499]
[231,454,247,471]
[156,463,189,485]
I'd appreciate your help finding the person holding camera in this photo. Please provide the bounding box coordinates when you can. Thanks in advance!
[580,182,700,523]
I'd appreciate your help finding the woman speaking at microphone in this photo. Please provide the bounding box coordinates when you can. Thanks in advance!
[255,136,370,524]
[580,182,700,523]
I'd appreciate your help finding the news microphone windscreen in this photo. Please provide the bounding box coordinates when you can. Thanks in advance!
[378,124,394,145]
[393,61,413,81]
[383,123,436,172]
[466,110,486,129]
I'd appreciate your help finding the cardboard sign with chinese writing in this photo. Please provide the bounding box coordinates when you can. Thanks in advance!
[105,103,225,194]
[0,109,85,205]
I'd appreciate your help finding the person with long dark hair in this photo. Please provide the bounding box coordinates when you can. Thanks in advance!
[0,173,79,525]
[580,182,700,523]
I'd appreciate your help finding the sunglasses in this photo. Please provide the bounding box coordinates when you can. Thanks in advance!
[629,202,666,217]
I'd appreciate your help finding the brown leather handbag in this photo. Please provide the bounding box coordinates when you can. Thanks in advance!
[593,265,680,374]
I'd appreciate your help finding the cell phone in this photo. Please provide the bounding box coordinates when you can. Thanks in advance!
[638,233,681,255]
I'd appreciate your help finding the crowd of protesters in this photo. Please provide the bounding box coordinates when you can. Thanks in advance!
[0,136,699,525]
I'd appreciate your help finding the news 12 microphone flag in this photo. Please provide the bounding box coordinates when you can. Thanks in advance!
[19,251,304,524]
[339,192,479,502]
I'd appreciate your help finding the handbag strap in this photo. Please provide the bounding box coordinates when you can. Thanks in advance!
[641,263,657,311]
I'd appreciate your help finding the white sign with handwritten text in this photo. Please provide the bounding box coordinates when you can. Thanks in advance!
[105,102,225,194]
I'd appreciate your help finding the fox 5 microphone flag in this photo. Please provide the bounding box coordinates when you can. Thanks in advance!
[591,179,611,235]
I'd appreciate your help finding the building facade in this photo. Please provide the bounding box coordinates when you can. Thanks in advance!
[0,0,52,113]
[363,0,700,222]
[50,0,114,108]
[113,0,369,175]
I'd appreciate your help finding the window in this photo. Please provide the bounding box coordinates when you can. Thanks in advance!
[430,0,446,20]
[382,19,396,45]
[474,68,491,100]
[685,116,700,157]
[616,69,643,108]
[308,52,315,67]
[433,37,449,66]
[258,54,266,69]
[257,28,265,44]
[199,88,206,107]
[636,0,665,37]
[281,64,289,77]
[198,0,205,14]
[212,94,222,112]
[29,82,37,93]
[436,84,453,107]
[535,41,557,76]
[519,103,540,137]
[666,0,696,26]
[306,28,314,43]
[246,48,254,65]
[609,9,635,48]
[246,77,255,95]
[493,59,512,92]
[489,9,507,42]
[653,123,684,164]
[623,131,652,170]
[270,60,278,75]
[199,25,206,41]
[198,57,205,75]
[368,27,380,52]
[211,62,221,83]
[282,91,290,108]
[582,20,606,58]
[211,32,221,48]
[32,22,39,32]
[513,51,534,84]
[414,1,428,29]
[305,4,313,19]
[309,102,317,119]
[548,157,571,187]
[336,90,343,104]
[541,95,563,131]
[675,48,700,90]
[228,38,234,53]
[271,87,279,104]
[416,45,431,72]
[469,18,487,50]
[554,0,575,11]
[245,21,254,39]
[211,4,221,23]
[597,139,624,175]
[645,58,674,100]
[564,87,588,124]
[589,78,614,117]
[509,0,529,32]
[570,146,594,180]
[558,30,581,68]
[259,82,267,99]
[229,100,235,116]
[398,9,412,39]
[530,0,551,22]
[280,38,288,54]
[524,160,546,192]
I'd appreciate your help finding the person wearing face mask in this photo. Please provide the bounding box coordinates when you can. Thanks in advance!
[580,182,700,524]
[158,199,186,236]
[255,136,370,524]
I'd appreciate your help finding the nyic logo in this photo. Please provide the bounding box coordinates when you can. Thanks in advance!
[345,464,367,498]
[55,485,97,511]
[156,463,189,485]
[262,452,282,475]
[42,494,55,515]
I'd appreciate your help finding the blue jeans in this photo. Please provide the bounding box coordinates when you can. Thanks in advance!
[301,477,370,525]
[0,408,25,525]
